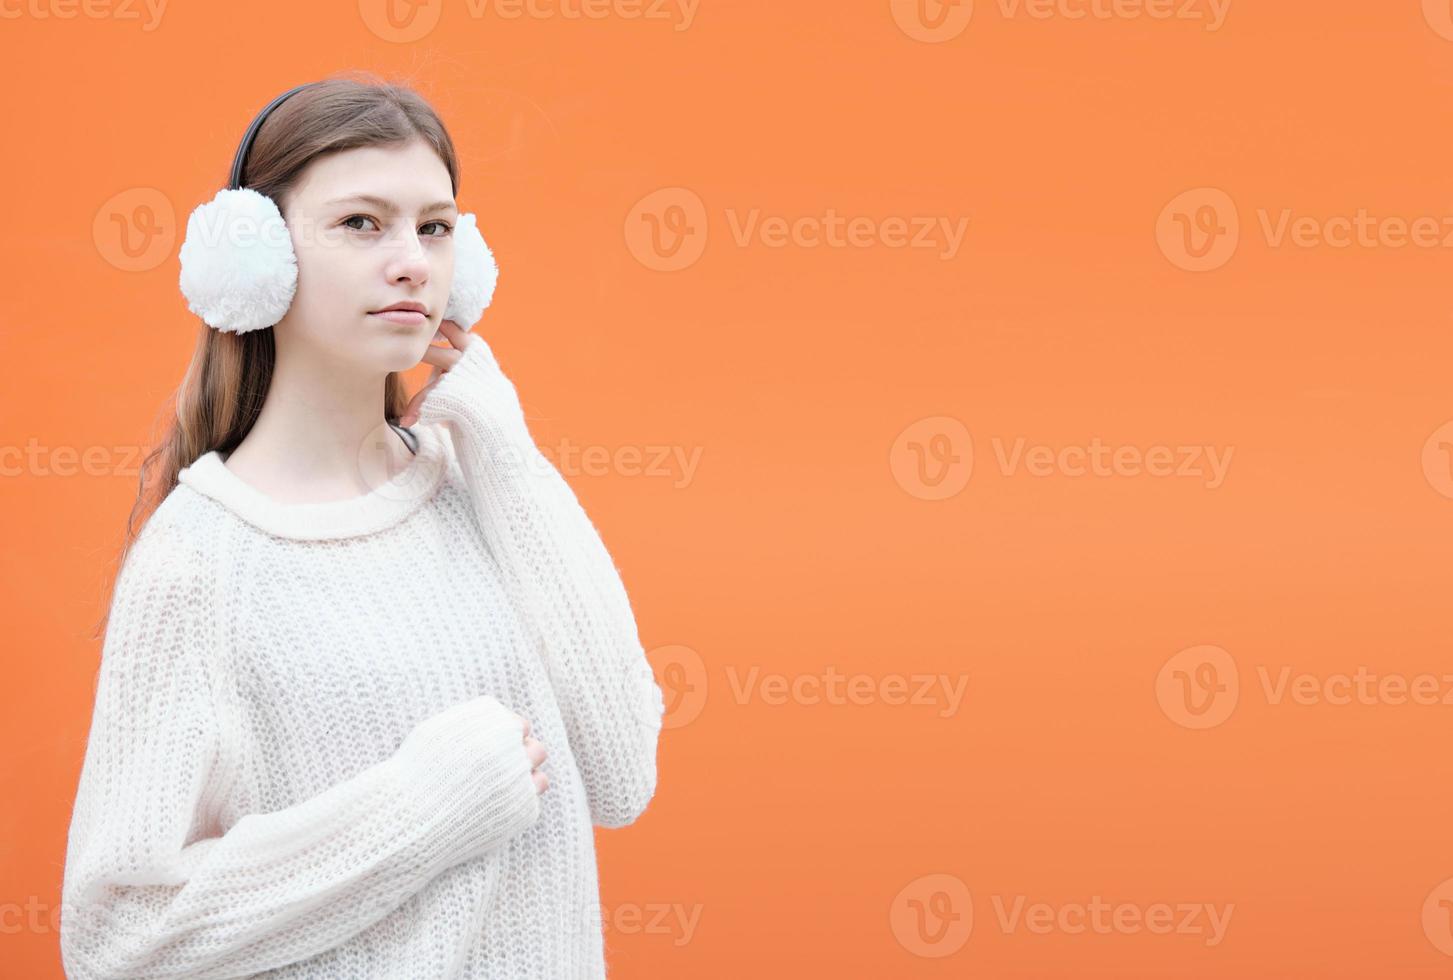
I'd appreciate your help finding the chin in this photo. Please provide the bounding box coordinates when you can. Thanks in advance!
[368,331,433,372]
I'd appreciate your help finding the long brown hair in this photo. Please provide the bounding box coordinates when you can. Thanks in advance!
[94,72,462,641]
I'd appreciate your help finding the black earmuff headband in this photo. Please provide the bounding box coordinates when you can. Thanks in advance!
[228,83,315,190]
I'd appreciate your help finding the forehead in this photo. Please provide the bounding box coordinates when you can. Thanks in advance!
[289,139,454,211]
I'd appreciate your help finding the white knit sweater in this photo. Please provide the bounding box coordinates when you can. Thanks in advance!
[60,336,665,979]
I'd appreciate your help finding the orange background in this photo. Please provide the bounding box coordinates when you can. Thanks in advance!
[4,1,1453,976]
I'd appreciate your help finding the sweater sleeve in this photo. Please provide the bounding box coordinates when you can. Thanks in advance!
[417,335,665,829]
[60,522,543,980]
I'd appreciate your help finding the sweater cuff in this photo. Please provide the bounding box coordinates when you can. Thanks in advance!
[416,336,533,447]
[390,695,542,867]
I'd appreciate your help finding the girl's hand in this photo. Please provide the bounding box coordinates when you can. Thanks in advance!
[399,319,479,427]
[516,713,550,795]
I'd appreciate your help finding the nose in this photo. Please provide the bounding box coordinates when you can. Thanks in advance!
[384,227,430,287]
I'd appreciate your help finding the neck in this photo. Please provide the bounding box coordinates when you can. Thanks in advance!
[223,341,412,505]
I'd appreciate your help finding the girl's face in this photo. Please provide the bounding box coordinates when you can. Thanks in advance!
[275,138,457,373]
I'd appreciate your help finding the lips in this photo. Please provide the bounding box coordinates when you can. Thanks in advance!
[369,302,428,326]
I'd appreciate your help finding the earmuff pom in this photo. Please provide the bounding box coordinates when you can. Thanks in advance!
[442,212,499,328]
[178,188,298,334]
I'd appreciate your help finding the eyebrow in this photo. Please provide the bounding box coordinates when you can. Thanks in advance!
[324,193,458,215]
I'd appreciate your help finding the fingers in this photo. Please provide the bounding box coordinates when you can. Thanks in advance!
[525,736,549,795]
[524,734,547,767]
[420,344,462,370]
[399,366,438,425]
[438,319,477,351]
[399,364,444,428]
[400,320,474,428]
[516,713,550,796]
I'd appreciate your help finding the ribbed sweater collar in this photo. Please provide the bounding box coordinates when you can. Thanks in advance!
[177,422,449,541]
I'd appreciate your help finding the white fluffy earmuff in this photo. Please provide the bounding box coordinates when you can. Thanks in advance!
[442,213,499,327]
[177,189,297,334]
[177,84,500,335]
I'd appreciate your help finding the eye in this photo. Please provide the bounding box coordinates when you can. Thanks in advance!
[341,215,452,237]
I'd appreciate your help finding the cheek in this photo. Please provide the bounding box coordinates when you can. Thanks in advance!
[292,238,361,299]
[434,247,455,288]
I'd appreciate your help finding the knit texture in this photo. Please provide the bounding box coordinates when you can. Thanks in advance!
[60,336,665,979]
